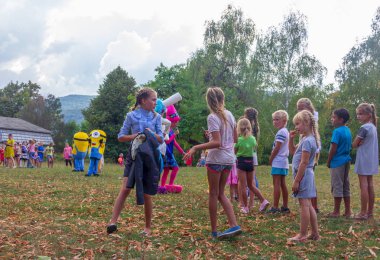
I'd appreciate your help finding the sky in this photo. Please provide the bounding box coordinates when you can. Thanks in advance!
[0,0,379,97]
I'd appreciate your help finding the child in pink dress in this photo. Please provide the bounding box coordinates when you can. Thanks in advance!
[227,163,238,203]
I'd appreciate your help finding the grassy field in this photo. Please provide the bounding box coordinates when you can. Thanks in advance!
[0,163,379,259]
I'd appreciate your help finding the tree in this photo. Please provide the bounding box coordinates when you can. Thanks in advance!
[53,120,80,151]
[254,11,326,110]
[82,66,136,159]
[17,94,65,148]
[0,81,40,117]
[335,7,380,110]
[147,63,186,98]
[187,4,256,107]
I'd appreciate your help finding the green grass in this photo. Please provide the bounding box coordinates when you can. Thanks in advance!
[0,164,379,258]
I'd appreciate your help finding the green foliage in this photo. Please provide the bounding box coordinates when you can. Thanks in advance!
[52,120,80,151]
[18,94,65,148]
[82,66,137,159]
[0,81,40,117]
[147,63,186,98]
[254,11,326,110]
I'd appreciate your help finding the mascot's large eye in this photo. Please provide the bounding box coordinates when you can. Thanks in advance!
[91,131,100,138]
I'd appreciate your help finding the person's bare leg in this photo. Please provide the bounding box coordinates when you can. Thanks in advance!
[207,170,220,233]
[343,197,351,217]
[218,170,238,227]
[247,171,265,202]
[143,194,152,234]
[280,176,288,208]
[329,197,342,216]
[109,177,131,224]
[309,202,319,239]
[367,176,375,217]
[289,198,310,242]
[248,168,256,208]
[272,175,281,208]
[358,175,369,216]
[237,170,248,208]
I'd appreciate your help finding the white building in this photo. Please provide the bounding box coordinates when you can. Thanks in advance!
[0,116,53,144]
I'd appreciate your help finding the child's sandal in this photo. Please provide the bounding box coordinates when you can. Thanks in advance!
[307,234,320,241]
[287,235,307,243]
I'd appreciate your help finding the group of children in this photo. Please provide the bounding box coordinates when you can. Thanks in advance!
[0,135,55,169]
[106,86,378,242]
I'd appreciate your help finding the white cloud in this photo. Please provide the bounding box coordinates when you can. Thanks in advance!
[0,0,379,96]
[99,31,151,78]
[0,56,31,74]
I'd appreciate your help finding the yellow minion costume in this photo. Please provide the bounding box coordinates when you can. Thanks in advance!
[72,132,89,172]
[97,130,106,173]
[87,130,106,176]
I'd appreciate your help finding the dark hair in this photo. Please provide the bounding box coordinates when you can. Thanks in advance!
[333,108,350,123]
[244,107,260,140]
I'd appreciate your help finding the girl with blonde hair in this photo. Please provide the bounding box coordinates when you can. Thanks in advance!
[184,87,242,240]
[288,110,320,242]
[352,103,378,220]
[235,118,269,214]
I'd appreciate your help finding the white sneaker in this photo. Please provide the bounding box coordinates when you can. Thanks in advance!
[240,207,249,214]
[259,199,270,212]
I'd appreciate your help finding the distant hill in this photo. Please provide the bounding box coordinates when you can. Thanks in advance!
[59,95,96,123]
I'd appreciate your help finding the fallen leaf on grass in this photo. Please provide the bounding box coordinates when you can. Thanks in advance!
[366,247,377,258]
[348,225,353,234]
[108,234,122,239]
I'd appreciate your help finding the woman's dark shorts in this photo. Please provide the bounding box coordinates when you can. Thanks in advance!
[237,156,254,172]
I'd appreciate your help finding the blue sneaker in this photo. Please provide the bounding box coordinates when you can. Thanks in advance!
[217,226,242,239]
[211,231,220,240]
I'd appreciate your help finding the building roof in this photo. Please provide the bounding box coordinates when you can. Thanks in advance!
[0,116,51,134]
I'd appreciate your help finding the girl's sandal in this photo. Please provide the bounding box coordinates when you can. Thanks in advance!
[307,234,320,241]
[287,235,307,243]
[327,212,340,218]
[342,213,352,219]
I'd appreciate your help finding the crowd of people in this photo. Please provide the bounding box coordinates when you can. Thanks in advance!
[0,136,56,169]
[106,86,378,242]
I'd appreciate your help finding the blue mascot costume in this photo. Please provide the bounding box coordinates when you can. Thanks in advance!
[86,130,106,177]
[72,132,89,172]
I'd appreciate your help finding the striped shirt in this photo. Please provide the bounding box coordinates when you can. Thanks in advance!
[272,127,289,169]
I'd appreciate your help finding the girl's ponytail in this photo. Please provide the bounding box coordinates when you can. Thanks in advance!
[237,118,252,138]
[206,87,227,125]
[357,103,378,126]
[244,107,260,140]
[370,103,378,126]
[310,112,320,150]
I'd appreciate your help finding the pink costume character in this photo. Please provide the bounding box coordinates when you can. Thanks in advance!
[159,105,185,193]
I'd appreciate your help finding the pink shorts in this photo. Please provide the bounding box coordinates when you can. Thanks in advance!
[226,163,238,185]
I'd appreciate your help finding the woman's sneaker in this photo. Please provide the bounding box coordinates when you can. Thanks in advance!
[240,207,249,214]
[107,224,117,234]
[267,207,281,214]
[211,231,220,240]
[217,226,242,239]
[259,199,270,212]
[281,206,290,213]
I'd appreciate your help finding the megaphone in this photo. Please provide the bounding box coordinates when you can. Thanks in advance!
[163,93,182,107]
